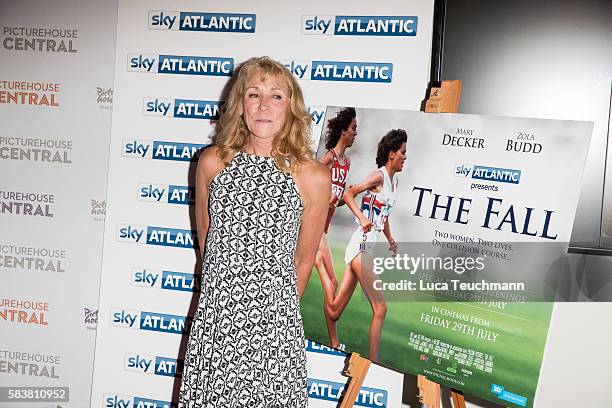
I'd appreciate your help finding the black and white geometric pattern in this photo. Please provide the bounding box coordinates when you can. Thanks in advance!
[178,151,308,408]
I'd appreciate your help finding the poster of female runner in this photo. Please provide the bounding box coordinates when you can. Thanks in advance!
[301,106,593,408]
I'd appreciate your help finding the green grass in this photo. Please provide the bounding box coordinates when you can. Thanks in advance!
[300,242,552,408]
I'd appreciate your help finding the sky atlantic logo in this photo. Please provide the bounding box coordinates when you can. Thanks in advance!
[455,164,522,185]
[148,11,256,33]
[307,378,388,407]
[143,98,222,119]
[281,60,392,83]
[302,15,417,36]
[124,353,183,377]
[128,54,233,76]
[104,394,174,408]
[116,224,198,249]
[131,268,201,292]
[137,183,195,205]
[304,339,345,356]
[110,309,190,335]
[308,106,325,126]
[122,139,206,161]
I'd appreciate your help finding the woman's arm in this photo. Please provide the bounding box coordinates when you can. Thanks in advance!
[293,160,331,298]
[383,218,397,255]
[318,150,339,208]
[194,146,224,258]
[342,170,384,233]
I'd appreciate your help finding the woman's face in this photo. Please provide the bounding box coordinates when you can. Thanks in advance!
[341,117,358,147]
[241,72,290,141]
[389,142,407,172]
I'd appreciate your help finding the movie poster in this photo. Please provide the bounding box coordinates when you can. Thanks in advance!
[301,107,592,407]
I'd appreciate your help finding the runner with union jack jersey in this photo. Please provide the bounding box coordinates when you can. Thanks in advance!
[324,129,407,361]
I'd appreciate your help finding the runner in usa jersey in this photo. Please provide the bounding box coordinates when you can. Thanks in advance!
[314,107,357,349]
[325,129,407,362]
[325,149,350,232]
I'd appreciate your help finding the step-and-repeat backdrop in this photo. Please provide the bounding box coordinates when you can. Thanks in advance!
[88,1,435,408]
[0,1,117,407]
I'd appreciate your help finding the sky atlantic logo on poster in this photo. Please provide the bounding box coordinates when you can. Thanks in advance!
[128,54,234,76]
[148,11,256,33]
[2,27,78,52]
[143,98,222,119]
[124,353,183,377]
[454,164,522,185]
[302,15,418,36]
[1,80,60,107]
[281,60,393,83]
[0,349,61,378]
[307,378,388,407]
[115,224,198,249]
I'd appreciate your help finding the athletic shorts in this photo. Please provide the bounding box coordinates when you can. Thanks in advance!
[344,227,382,265]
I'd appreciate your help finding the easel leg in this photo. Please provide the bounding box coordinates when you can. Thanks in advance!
[451,389,466,408]
[417,374,441,408]
[339,353,371,408]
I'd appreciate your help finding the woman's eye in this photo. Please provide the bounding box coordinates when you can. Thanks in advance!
[248,93,258,98]
[272,94,283,100]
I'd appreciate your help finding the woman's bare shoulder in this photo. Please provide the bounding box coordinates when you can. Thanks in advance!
[295,159,330,186]
[197,145,225,182]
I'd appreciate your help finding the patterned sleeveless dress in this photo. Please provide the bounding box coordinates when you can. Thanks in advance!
[178,151,308,408]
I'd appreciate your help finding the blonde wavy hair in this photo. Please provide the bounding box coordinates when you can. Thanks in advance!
[215,56,313,172]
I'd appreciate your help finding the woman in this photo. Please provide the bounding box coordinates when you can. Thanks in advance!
[325,129,407,362]
[315,107,357,349]
[178,57,330,408]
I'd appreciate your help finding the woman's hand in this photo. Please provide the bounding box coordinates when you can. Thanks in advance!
[329,192,339,209]
[359,215,373,233]
[388,237,397,256]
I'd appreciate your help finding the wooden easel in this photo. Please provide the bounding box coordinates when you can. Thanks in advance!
[418,79,465,408]
[338,80,464,408]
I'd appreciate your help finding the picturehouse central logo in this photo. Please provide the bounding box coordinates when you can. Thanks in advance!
[0,243,67,273]
[0,137,72,164]
[2,26,78,53]
[0,349,61,378]
[0,190,55,217]
[1,80,61,107]
[0,298,49,325]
